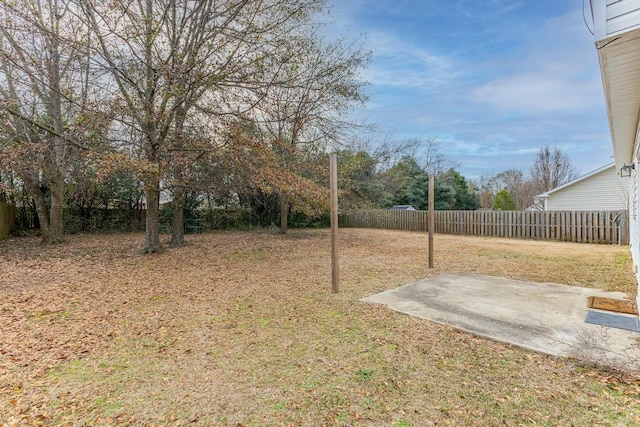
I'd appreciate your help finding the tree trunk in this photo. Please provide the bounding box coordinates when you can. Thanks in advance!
[47,174,65,244]
[23,179,50,243]
[144,178,161,253]
[171,104,187,246]
[280,194,288,234]
[171,185,185,246]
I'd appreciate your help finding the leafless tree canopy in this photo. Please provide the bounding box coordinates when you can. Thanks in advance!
[0,0,369,249]
[474,146,578,210]
[0,0,96,243]
[530,146,578,194]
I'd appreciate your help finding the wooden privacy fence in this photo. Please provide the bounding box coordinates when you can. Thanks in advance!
[0,202,16,240]
[340,209,629,245]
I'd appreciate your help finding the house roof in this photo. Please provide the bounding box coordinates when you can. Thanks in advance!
[596,27,640,168]
[390,205,415,210]
[535,163,616,199]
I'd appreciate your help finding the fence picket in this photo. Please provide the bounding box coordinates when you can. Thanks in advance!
[340,209,628,245]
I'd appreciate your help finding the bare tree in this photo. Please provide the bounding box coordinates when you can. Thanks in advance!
[80,0,327,252]
[254,33,369,233]
[530,146,578,194]
[476,167,549,211]
[406,137,459,177]
[476,147,578,211]
[474,173,496,209]
[0,0,94,243]
[494,169,540,210]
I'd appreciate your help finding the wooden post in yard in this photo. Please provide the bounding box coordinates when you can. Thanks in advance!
[429,174,434,268]
[330,153,339,293]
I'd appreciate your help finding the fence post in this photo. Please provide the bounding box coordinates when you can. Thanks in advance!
[429,175,434,268]
[0,202,12,240]
[621,210,629,245]
[330,154,339,294]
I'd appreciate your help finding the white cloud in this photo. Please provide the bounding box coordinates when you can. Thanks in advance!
[360,30,460,91]
[454,0,523,20]
[470,73,603,113]
[468,9,604,114]
[328,1,612,179]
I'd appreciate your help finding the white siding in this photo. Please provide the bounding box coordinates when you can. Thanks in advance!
[595,0,640,41]
[633,142,640,310]
[594,0,640,313]
[545,166,628,211]
[607,0,640,35]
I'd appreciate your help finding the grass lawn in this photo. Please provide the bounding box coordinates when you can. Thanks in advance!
[1,228,639,426]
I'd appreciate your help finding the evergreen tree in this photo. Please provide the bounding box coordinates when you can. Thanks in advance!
[440,168,480,210]
[493,189,516,210]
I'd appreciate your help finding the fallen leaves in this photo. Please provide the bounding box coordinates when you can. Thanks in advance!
[0,230,638,426]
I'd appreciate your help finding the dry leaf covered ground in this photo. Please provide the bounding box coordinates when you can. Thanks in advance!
[1,229,639,426]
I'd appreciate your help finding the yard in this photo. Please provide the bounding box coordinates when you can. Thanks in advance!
[1,229,639,426]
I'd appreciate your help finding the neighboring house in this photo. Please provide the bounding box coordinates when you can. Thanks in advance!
[390,205,416,211]
[592,0,640,308]
[533,163,628,211]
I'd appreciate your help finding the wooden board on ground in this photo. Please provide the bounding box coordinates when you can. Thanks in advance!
[588,296,638,315]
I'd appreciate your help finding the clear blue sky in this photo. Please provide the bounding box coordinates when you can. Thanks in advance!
[329,0,610,180]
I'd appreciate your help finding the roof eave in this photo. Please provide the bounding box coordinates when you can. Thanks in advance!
[596,30,640,168]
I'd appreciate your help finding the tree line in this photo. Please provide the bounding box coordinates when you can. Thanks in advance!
[0,0,369,251]
[335,143,577,213]
[475,146,577,211]
[0,1,578,250]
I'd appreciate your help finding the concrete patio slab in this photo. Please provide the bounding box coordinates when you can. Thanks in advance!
[362,274,640,373]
